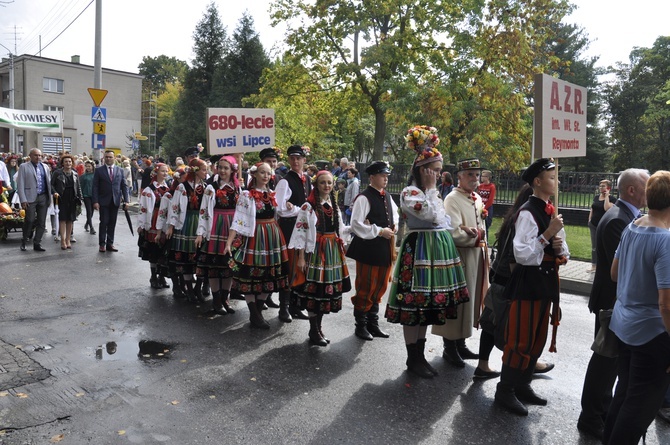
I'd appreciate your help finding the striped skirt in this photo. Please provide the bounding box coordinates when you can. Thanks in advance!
[138,209,168,265]
[231,218,289,294]
[385,230,469,326]
[196,208,234,278]
[168,209,199,274]
[293,233,351,314]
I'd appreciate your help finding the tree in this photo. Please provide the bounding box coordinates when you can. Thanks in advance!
[162,2,228,159]
[212,12,270,108]
[138,55,188,94]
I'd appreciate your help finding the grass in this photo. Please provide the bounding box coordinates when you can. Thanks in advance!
[488,217,591,262]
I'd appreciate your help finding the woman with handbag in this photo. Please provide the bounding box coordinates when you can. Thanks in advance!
[51,154,83,250]
[289,170,351,346]
[384,125,469,378]
[603,170,670,445]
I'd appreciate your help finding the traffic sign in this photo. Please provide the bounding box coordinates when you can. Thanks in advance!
[91,107,107,122]
[94,123,106,134]
[88,88,108,107]
[91,133,106,149]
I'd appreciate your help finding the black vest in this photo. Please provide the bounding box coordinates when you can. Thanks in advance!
[278,171,311,240]
[346,186,393,267]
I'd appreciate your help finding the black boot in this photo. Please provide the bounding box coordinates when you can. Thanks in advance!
[494,365,528,416]
[158,274,170,289]
[202,280,210,297]
[317,313,330,344]
[184,280,198,303]
[515,363,547,406]
[354,310,373,341]
[456,338,479,360]
[366,303,390,338]
[265,293,280,308]
[442,339,465,367]
[247,300,270,329]
[405,343,434,378]
[417,338,438,376]
[211,291,227,315]
[150,268,159,289]
[230,288,245,300]
[171,276,185,299]
[278,291,292,323]
[289,292,309,320]
[194,278,206,303]
[308,316,328,346]
[221,290,235,314]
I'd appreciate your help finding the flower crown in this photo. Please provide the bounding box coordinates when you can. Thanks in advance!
[196,143,204,153]
[272,146,283,160]
[405,125,440,151]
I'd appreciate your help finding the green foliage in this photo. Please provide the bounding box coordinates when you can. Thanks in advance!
[138,55,188,94]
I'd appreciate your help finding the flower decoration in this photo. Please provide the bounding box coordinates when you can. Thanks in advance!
[405,125,440,150]
[272,146,283,160]
[301,145,311,156]
[545,201,555,216]
[196,143,204,153]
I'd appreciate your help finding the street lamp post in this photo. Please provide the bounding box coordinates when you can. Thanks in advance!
[0,43,15,153]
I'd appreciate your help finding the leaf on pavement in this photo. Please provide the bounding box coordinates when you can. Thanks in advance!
[50,434,64,442]
[171,400,179,405]
[118,430,126,435]
[16,392,29,398]
[0,391,8,397]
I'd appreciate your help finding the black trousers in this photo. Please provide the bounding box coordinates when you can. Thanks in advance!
[98,204,119,246]
[83,197,94,230]
[603,332,670,444]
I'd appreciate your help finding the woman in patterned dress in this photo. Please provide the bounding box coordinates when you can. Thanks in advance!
[195,155,240,315]
[137,163,172,289]
[385,125,469,378]
[166,158,208,303]
[224,162,289,329]
[289,170,351,346]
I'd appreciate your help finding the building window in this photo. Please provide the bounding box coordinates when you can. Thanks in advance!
[43,77,64,93]
[44,105,64,125]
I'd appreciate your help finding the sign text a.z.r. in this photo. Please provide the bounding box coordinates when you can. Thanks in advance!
[215,135,272,148]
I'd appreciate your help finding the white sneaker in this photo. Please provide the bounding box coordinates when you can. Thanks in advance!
[70,236,77,243]
[54,235,60,242]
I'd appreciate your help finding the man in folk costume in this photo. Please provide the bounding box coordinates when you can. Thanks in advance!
[276,145,312,322]
[494,158,569,416]
[346,161,399,341]
[432,159,488,366]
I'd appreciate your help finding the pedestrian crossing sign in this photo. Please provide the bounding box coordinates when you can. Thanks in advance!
[91,107,107,122]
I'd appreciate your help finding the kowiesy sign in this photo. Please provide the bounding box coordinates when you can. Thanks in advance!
[533,74,587,159]
[0,106,63,132]
[207,108,275,155]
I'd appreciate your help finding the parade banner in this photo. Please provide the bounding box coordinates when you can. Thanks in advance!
[0,106,63,132]
[207,108,275,155]
[533,74,587,159]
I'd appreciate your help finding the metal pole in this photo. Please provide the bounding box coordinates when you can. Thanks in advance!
[93,0,102,89]
[0,43,15,153]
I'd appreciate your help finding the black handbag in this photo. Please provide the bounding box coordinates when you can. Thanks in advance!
[591,309,620,358]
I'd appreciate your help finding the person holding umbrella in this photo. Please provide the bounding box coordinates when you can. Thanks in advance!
[51,154,83,250]
[92,150,129,252]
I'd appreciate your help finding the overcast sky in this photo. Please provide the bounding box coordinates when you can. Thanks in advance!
[0,0,667,76]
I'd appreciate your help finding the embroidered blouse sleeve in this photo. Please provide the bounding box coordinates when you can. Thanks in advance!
[230,191,256,237]
[288,202,317,252]
[196,185,216,239]
[400,186,451,228]
[156,191,172,232]
[169,183,188,230]
[137,186,155,231]
[275,178,300,218]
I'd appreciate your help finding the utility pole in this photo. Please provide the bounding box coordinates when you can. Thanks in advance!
[0,42,14,153]
[92,0,102,162]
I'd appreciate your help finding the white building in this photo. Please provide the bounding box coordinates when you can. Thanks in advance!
[0,54,142,156]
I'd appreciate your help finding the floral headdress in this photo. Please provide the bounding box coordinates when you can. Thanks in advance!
[310,169,332,184]
[196,143,204,153]
[405,125,442,167]
[301,145,311,156]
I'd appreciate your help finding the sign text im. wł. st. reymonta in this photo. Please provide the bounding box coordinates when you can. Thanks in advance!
[207,108,275,155]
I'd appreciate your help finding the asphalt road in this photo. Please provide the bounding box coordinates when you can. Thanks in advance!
[1,220,669,445]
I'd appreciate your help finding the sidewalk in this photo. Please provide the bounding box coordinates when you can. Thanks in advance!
[560,258,594,296]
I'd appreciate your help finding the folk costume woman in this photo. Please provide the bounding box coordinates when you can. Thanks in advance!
[289,170,352,346]
[137,163,172,289]
[224,162,290,329]
[385,125,469,378]
[195,155,240,315]
[166,158,208,303]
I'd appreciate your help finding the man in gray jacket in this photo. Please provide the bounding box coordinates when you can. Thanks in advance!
[16,148,52,251]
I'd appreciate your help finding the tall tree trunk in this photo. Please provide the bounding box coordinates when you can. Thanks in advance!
[373,105,386,161]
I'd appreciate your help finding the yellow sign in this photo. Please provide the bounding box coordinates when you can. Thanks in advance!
[94,123,106,134]
[88,88,108,107]
[136,135,148,140]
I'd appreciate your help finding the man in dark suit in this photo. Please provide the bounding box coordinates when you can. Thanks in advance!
[92,150,129,252]
[16,148,52,251]
[578,168,649,440]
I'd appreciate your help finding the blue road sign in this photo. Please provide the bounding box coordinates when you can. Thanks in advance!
[91,133,106,149]
[91,107,107,122]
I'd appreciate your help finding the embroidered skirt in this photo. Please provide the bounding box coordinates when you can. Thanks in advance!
[231,218,289,294]
[196,208,234,278]
[292,232,351,314]
[138,210,169,270]
[168,209,199,274]
[385,230,469,326]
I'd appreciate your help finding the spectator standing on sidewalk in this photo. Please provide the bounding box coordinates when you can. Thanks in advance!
[478,170,496,235]
[587,179,614,272]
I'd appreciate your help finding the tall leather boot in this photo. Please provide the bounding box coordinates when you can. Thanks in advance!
[456,338,479,360]
[265,293,280,308]
[184,280,198,304]
[247,300,270,329]
[366,303,390,338]
[221,290,235,314]
[354,310,373,341]
[150,268,159,289]
[317,313,330,344]
[405,343,434,378]
[194,277,206,303]
[211,290,227,315]
[289,292,309,320]
[308,316,328,346]
[442,338,465,367]
[171,276,185,299]
[278,290,292,323]
[202,280,210,297]
[417,338,438,376]
[494,365,528,416]
[158,274,170,288]
[515,361,547,406]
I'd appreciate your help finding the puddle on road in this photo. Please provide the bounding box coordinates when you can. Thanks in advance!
[94,340,175,361]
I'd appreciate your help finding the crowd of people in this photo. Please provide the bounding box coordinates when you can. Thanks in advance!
[2,127,669,444]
